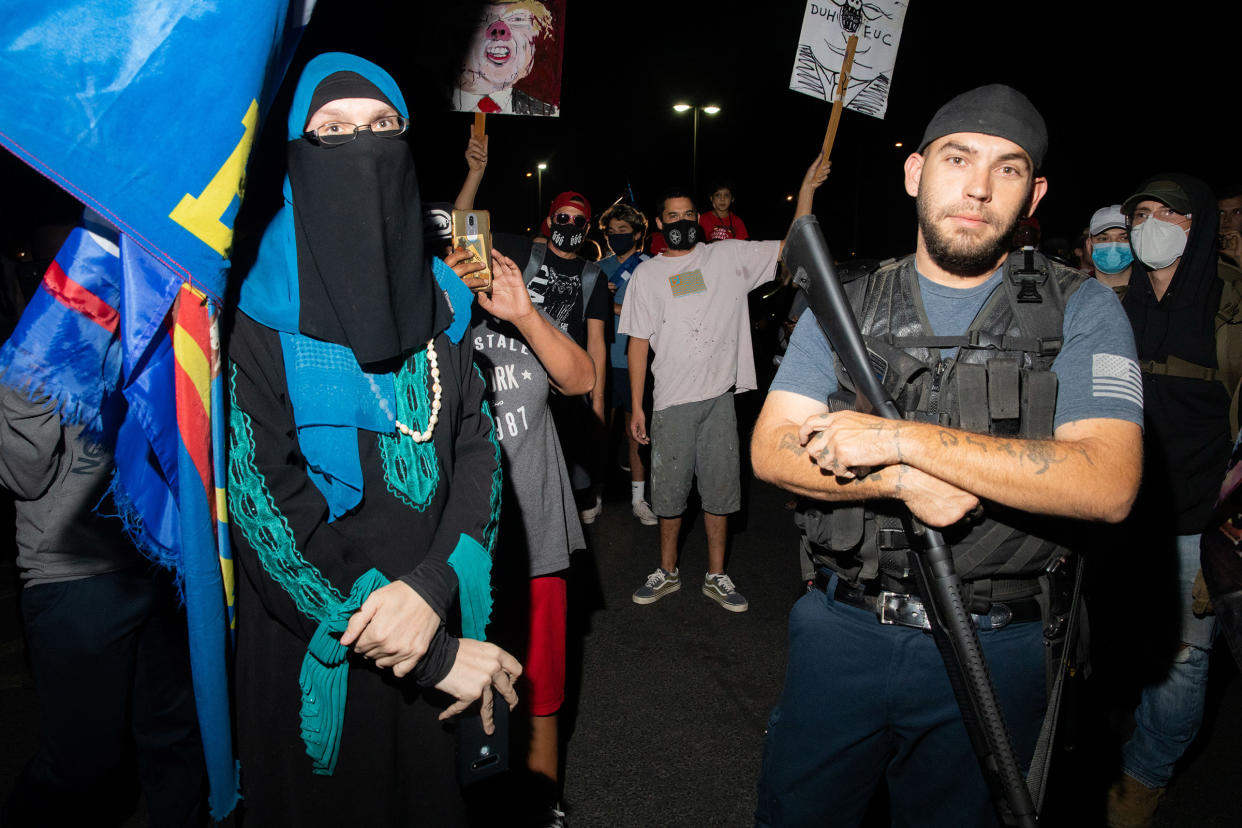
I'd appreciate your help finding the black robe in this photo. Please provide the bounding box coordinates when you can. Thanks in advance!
[227,311,500,825]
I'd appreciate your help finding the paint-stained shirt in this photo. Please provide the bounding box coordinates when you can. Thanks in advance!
[619,240,779,410]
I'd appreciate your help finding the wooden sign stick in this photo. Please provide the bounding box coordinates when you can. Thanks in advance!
[818,34,858,173]
[473,111,486,141]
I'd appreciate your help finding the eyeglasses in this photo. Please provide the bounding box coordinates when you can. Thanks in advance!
[303,115,409,147]
[1127,206,1191,227]
[553,212,588,229]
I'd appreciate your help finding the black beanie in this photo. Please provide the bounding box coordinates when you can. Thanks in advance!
[918,84,1047,169]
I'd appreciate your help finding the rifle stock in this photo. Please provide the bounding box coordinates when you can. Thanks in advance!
[782,215,1038,827]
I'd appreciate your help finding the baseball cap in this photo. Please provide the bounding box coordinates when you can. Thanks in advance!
[1122,180,1192,217]
[1089,205,1127,236]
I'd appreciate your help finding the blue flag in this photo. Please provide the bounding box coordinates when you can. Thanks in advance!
[0,1,316,818]
[0,0,314,301]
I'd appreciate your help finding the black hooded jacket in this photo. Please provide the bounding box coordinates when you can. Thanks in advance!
[1121,173,1231,533]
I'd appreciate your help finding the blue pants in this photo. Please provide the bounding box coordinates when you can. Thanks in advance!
[756,578,1046,828]
[1120,533,1216,789]
[4,567,205,827]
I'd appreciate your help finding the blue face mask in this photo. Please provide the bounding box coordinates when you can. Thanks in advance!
[1091,241,1133,275]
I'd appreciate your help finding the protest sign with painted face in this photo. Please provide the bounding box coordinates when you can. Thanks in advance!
[453,0,565,117]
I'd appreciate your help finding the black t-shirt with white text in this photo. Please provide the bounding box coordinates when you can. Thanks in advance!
[494,233,609,348]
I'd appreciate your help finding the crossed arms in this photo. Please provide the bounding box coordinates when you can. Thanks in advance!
[751,389,1142,528]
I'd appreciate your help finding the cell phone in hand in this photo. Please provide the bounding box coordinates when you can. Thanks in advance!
[451,209,494,294]
[456,696,509,786]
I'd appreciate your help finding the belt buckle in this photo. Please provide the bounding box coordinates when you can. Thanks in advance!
[878,591,929,630]
[985,602,1013,631]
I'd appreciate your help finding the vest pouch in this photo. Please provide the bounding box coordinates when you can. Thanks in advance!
[837,337,932,415]
[987,359,1021,434]
[1020,369,1058,439]
[794,504,865,553]
[953,362,990,432]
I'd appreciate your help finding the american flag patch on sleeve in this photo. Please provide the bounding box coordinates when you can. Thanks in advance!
[1093,353,1143,407]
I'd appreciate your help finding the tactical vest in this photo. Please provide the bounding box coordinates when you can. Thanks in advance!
[798,248,1088,603]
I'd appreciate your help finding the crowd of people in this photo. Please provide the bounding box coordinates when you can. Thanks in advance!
[3,50,1241,828]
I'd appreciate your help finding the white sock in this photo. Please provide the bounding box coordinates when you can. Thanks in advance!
[631,482,645,504]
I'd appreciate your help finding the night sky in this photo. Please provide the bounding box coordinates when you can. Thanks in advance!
[3,0,1238,263]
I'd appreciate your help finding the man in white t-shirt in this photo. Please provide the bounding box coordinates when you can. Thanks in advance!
[619,159,828,611]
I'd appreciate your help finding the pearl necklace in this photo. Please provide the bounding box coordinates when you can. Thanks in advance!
[393,339,441,443]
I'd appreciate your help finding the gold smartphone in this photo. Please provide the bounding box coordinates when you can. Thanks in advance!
[450,209,493,294]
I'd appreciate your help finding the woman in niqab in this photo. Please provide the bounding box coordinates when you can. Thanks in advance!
[226,53,518,825]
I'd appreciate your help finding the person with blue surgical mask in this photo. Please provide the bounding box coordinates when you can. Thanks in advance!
[1085,204,1134,295]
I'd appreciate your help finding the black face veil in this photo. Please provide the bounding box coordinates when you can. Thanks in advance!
[286,72,447,367]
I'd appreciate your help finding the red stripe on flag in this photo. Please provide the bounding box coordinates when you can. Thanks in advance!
[42,260,119,332]
[174,288,215,515]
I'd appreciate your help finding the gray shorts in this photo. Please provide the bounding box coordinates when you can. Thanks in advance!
[650,393,741,516]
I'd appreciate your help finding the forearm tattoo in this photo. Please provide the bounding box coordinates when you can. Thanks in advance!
[934,429,1094,475]
[777,430,885,488]
[778,432,805,456]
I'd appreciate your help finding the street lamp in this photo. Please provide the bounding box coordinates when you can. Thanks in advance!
[672,102,720,197]
[537,162,547,219]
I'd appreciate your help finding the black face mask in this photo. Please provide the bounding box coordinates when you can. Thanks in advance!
[608,232,636,256]
[550,226,587,255]
[288,130,446,366]
[661,219,699,251]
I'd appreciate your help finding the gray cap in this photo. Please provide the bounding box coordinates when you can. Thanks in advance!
[1089,205,1127,236]
[918,84,1048,169]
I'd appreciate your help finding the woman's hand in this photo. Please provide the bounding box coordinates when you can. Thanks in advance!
[340,581,441,678]
[434,639,522,734]
[444,246,488,292]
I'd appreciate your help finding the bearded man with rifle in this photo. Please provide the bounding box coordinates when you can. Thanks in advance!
[751,85,1144,827]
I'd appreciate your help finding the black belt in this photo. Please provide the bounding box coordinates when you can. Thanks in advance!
[816,572,1041,632]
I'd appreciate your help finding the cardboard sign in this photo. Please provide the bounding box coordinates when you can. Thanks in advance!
[789,0,909,118]
[452,0,566,117]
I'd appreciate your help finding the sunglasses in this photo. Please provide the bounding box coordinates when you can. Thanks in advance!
[553,212,588,229]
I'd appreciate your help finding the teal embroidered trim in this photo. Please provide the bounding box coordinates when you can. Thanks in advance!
[378,349,440,510]
[447,535,492,641]
[447,372,502,640]
[227,365,346,622]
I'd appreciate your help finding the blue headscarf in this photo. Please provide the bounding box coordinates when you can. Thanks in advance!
[239,52,415,335]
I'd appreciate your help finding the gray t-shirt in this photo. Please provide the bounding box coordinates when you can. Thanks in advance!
[471,314,585,577]
[618,239,779,410]
[772,268,1145,431]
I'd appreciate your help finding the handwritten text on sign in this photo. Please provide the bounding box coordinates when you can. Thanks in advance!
[789,0,908,119]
